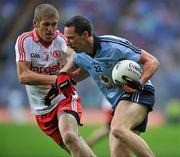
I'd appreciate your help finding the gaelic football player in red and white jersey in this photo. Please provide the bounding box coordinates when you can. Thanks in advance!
[15,3,96,157]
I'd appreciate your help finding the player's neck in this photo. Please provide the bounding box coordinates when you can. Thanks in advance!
[37,33,53,48]
[39,38,52,48]
[86,36,95,57]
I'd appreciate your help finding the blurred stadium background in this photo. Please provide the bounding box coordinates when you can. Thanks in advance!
[0,0,180,157]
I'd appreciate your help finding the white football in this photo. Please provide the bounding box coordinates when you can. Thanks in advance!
[112,60,142,85]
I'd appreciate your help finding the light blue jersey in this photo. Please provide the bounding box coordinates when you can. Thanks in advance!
[73,35,153,108]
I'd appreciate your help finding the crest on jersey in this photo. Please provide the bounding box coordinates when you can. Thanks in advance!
[99,74,115,90]
[53,50,61,58]
[99,75,110,85]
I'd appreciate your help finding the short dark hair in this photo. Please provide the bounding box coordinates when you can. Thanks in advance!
[64,16,93,36]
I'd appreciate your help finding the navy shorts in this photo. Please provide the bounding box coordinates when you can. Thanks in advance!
[113,85,155,132]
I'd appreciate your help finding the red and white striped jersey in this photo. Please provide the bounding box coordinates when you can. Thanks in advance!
[15,29,75,115]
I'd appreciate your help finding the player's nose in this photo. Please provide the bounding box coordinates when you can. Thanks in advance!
[67,41,72,47]
[47,25,54,32]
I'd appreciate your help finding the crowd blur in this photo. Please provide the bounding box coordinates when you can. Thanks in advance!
[0,0,180,114]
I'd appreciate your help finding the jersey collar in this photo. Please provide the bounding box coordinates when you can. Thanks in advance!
[90,35,101,58]
[93,35,101,52]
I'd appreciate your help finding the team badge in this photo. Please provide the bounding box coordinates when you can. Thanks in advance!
[53,50,61,58]
[100,75,115,90]
[100,75,110,84]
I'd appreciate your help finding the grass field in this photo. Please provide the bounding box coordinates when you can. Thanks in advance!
[0,123,180,157]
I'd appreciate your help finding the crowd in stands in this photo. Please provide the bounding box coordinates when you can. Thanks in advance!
[0,0,180,110]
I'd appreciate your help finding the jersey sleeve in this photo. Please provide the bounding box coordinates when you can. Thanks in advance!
[73,52,83,68]
[15,34,31,62]
[114,40,141,63]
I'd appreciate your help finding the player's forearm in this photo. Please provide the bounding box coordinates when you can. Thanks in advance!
[61,55,79,73]
[18,70,57,85]
[140,58,159,85]
[70,69,90,82]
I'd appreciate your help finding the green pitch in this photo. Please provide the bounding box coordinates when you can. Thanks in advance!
[0,123,179,157]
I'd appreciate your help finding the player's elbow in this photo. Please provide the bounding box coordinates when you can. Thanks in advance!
[18,74,29,84]
[18,76,26,84]
[152,57,160,71]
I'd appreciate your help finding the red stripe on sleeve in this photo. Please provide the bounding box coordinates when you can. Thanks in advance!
[17,32,31,61]
[57,31,67,43]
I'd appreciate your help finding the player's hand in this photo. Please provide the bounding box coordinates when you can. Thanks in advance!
[44,85,58,106]
[122,75,142,91]
[122,85,137,93]
[56,72,76,98]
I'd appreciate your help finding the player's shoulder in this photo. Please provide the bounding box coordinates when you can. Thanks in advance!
[17,31,33,39]
[55,30,67,43]
[15,31,33,48]
[99,35,140,52]
[97,35,122,51]
[99,35,126,42]
[16,31,33,44]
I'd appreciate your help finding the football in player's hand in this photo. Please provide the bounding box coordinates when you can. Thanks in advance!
[112,60,142,87]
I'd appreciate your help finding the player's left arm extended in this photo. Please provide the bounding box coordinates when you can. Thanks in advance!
[45,54,79,101]
[61,54,90,82]
[46,49,89,101]
[139,49,159,86]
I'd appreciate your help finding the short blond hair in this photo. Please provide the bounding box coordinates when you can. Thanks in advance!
[34,3,59,21]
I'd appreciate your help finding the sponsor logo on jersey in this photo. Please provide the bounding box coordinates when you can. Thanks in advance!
[93,65,102,72]
[31,64,64,74]
[31,53,40,58]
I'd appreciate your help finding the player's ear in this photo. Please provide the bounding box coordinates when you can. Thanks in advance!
[82,31,89,38]
[33,19,38,27]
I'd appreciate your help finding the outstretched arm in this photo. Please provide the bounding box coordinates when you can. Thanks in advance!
[61,53,79,73]
[17,61,57,85]
[61,54,90,82]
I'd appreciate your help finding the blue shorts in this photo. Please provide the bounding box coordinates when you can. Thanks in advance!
[113,85,155,132]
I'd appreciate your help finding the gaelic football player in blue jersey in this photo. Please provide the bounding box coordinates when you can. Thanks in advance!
[60,16,159,157]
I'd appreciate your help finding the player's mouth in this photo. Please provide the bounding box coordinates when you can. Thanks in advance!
[46,32,54,38]
[71,46,78,51]
[46,34,53,38]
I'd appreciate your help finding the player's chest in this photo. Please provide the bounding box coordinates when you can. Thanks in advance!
[85,57,116,88]
[30,44,67,66]
[81,52,115,75]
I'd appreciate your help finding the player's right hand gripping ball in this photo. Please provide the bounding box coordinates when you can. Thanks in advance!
[112,60,143,90]
[122,75,142,90]
[56,72,76,98]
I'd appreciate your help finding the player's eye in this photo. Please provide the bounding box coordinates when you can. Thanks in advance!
[43,23,57,27]
[66,37,73,41]
[43,23,50,27]
[52,23,57,26]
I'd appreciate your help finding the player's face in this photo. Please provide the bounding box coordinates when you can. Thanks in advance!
[34,16,58,43]
[64,26,87,53]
